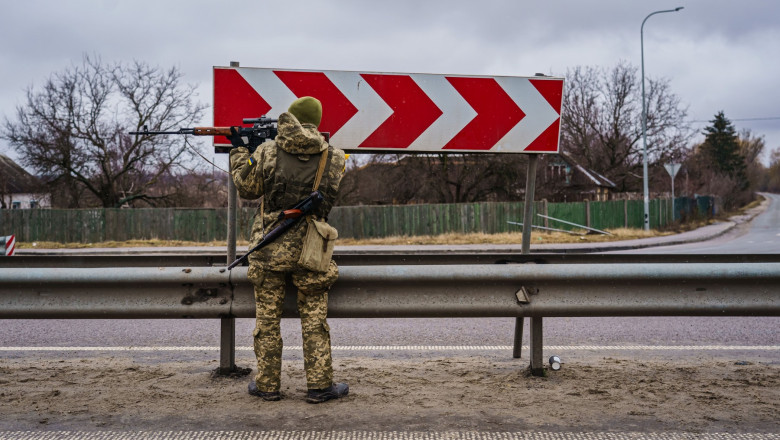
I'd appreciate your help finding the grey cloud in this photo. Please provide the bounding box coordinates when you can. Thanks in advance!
[1,0,779,157]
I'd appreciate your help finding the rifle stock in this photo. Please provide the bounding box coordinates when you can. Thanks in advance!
[192,127,232,136]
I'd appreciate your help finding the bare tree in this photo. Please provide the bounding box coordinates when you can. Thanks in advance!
[407,154,527,203]
[764,149,780,193]
[738,128,767,191]
[0,170,9,209]
[2,55,206,207]
[338,153,528,205]
[561,61,692,192]
[337,154,428,205]
[161,170,229,208]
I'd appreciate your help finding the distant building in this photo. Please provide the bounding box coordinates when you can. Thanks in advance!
[0,154,50,209]
[541,153,617,202]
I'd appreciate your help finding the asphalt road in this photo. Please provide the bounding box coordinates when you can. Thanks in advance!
[609,192,780,254]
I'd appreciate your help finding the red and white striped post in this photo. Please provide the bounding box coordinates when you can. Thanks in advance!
[1,235,15,256]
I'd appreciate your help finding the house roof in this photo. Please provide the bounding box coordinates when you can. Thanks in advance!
[0,154,43,193]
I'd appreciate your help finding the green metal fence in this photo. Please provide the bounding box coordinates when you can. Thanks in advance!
[1,196,716,243]
[546,201,587,231]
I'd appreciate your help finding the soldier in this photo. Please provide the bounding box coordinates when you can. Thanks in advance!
[229,96,348,403]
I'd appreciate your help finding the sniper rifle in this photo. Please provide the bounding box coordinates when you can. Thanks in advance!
[226,191,324,270]
[129,117,278,154]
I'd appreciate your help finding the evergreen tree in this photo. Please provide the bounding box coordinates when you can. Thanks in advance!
[701,111,748,189]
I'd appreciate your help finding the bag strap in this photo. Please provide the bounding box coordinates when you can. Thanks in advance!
[312,148,329,191]
[305,148,329,224]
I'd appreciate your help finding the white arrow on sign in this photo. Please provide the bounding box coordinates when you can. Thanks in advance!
[496,76,561,153]
[239,69,297,119]
[407,73,477,150]
[326,71,393,149]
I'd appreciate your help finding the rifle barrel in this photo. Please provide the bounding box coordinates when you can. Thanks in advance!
[129,130,186,135]
[129,128,195,135]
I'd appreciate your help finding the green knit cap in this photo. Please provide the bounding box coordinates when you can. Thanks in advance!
[288,96,322,127]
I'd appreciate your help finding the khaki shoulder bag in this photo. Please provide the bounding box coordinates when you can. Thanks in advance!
[298,148,338,272]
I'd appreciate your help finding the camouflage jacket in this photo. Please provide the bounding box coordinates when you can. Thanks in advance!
[230,112,345,271]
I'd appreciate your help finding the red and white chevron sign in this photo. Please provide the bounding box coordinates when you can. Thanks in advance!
[214,67,564,154]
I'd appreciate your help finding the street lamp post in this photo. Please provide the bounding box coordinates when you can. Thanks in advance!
[641,6,683,230]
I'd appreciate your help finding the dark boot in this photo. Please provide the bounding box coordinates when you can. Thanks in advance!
[306,382,349,404]
[248,380,281,401]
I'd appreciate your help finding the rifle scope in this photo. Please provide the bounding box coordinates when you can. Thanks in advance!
[243,117,277,125]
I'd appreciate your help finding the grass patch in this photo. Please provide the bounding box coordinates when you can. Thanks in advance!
[16,228,674,249]
[336,228,673,246]
[17,239,249,249]
[739,194,765,213]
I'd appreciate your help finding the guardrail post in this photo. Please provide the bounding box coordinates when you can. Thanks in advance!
[220,316,236,372]
[530,317,544,376]
[512,318,523,359]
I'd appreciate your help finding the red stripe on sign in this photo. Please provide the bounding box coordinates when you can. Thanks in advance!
[529,79,563,115]
[357,74,443,149]
[213,69,271,144]
[274,71,358,136]
[524,117,560,152]
[443,77,525,150]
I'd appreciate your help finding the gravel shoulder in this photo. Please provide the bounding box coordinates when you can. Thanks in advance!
[1,353,777,432]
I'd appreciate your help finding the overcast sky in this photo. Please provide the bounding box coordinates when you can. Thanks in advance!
[1,0,778,168]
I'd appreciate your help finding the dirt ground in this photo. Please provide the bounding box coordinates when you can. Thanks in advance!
[0,354,778,433]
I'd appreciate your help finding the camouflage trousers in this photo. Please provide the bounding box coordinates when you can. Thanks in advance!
[248,261,338,392]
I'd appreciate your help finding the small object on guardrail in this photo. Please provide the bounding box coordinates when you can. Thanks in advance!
[549,355,562,371]
[1,235,15,256]
[515,286,531,304]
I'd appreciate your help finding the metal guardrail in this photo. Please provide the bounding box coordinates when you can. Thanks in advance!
[2,261,779,374]
[3,264,777,319]
[6,252,780,268]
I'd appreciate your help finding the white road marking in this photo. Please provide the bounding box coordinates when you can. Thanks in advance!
[0,345,777,352]
[0,431,776,440]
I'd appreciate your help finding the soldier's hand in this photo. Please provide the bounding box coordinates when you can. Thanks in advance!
[227,126,248,148]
